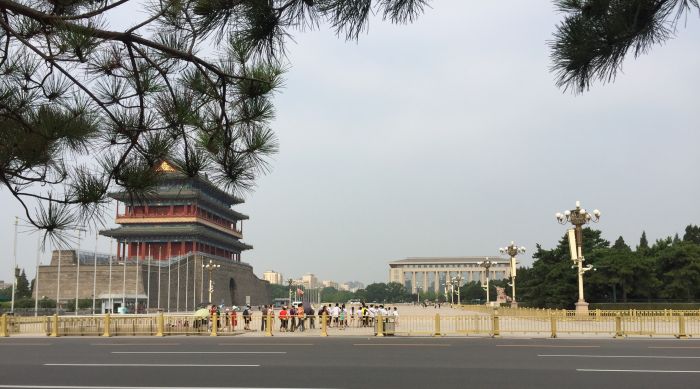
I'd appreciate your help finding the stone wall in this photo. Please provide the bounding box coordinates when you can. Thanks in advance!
[35,251,270,311]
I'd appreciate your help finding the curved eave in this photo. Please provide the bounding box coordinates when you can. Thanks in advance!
[108,173,244,205]
[109,189,249,221]
[100,224,253,251]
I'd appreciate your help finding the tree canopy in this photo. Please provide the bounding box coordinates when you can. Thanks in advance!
[550,0,699,93]
[0,0,429,244]
[518,225,700,308]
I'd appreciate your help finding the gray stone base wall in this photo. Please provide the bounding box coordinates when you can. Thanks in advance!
[35,252,270,312]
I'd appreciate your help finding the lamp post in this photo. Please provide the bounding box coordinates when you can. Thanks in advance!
[10,216,18,314]
[287,278,294,306]
[556,200,601,315]
[442,283,448,303]
[74,227,86,315]
[451,274,463,306]
[499,242,525,308]
[202,259,220,303]
[477,259,494,305]
[416,286,421,305]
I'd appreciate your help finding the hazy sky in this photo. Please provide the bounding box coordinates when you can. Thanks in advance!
[1,2,699,286]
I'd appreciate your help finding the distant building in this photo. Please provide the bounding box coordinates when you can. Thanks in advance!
[389,256,510,294]
[301,274,319,289]
[340,281,364,292]
[322,280,339,289]
[263,270,284,285]
[0,280,9,289]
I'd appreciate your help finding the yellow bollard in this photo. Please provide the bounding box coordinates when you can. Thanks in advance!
[320,312,328,337]
[51,314,59,337]
[491,312,500,338]
[211,313,218,337]
[676,313,687,339]
[103,313,111,337]
[550,313,557,338]
[156,312,164,337]
[614,313,623,338]
[433,313,441,337]
[265,312,272,337]
[376,314,384,337]
[0,314,7,337]
[44,316,49,336]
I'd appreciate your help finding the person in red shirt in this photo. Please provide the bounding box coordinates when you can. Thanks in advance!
[279,306,288,332]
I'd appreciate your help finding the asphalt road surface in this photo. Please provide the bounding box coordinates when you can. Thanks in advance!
[1,336,700,388]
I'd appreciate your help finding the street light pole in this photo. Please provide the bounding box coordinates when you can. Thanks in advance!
[499,241,525,308]
[11,216,18,314]
[75,228,85,315]
[287,278,294,305]
[202,260,220,303]
[452,274,463,306]
[556,200,601,315]
[477,259,494,305]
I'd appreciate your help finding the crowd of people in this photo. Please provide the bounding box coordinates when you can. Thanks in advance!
[252,302,399,332]
[198,302,401,333]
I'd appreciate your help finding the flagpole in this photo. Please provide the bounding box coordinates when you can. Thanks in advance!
[157,246,162,310]
[34,233,41,317]
[185,256,189,312]
[92,231,98,315]
[108,239,113,313]
[134,242,139,313]
[147,244,151,312]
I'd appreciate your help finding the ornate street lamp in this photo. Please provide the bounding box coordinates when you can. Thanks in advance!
[477,259,495,305]
[202,259,220,304]
[451,275,463,306]
[556,200,601,315]
[499,242,525,308]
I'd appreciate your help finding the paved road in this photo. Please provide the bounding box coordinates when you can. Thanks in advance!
[1,336,700,388]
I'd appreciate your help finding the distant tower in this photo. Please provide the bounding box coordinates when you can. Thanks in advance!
[101,160,252,262]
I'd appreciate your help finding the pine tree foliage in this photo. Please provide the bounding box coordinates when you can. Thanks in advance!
[0,0,429,245]
[551,0,699,93]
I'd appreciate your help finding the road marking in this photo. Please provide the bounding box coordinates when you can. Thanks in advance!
[0,343,52,346]
[218,343,314,346]
[540,354,700,359]
[497,345,599,348]
[649,346,700,349]
[91,343,181,346]
[577,369,700,373]
[0,386,319,389]
[353,344,450,347]
[44,364,260,367]
[112,351,285,354]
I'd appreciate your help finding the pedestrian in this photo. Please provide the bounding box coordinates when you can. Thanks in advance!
[261,304,268,331]
[297,305,305,332]
[243,305,251,330]
[309,306,316,329]
[279,306,288,332]
[289,304,297,332]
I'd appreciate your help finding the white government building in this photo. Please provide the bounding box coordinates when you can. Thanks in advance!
[389,257,510,293]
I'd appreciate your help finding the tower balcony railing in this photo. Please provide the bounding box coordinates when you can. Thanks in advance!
[116,213,242,235]
[118,251,252,269]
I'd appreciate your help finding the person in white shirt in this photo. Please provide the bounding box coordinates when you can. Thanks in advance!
[331,303,340,327]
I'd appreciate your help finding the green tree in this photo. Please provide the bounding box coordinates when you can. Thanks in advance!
[638,231,649,253]
[655,241,700,300]
[16,269,31,298]
[0,0,429,242]
[551,0,699,92]
[519,228,609,308]
[683,225,700,245]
